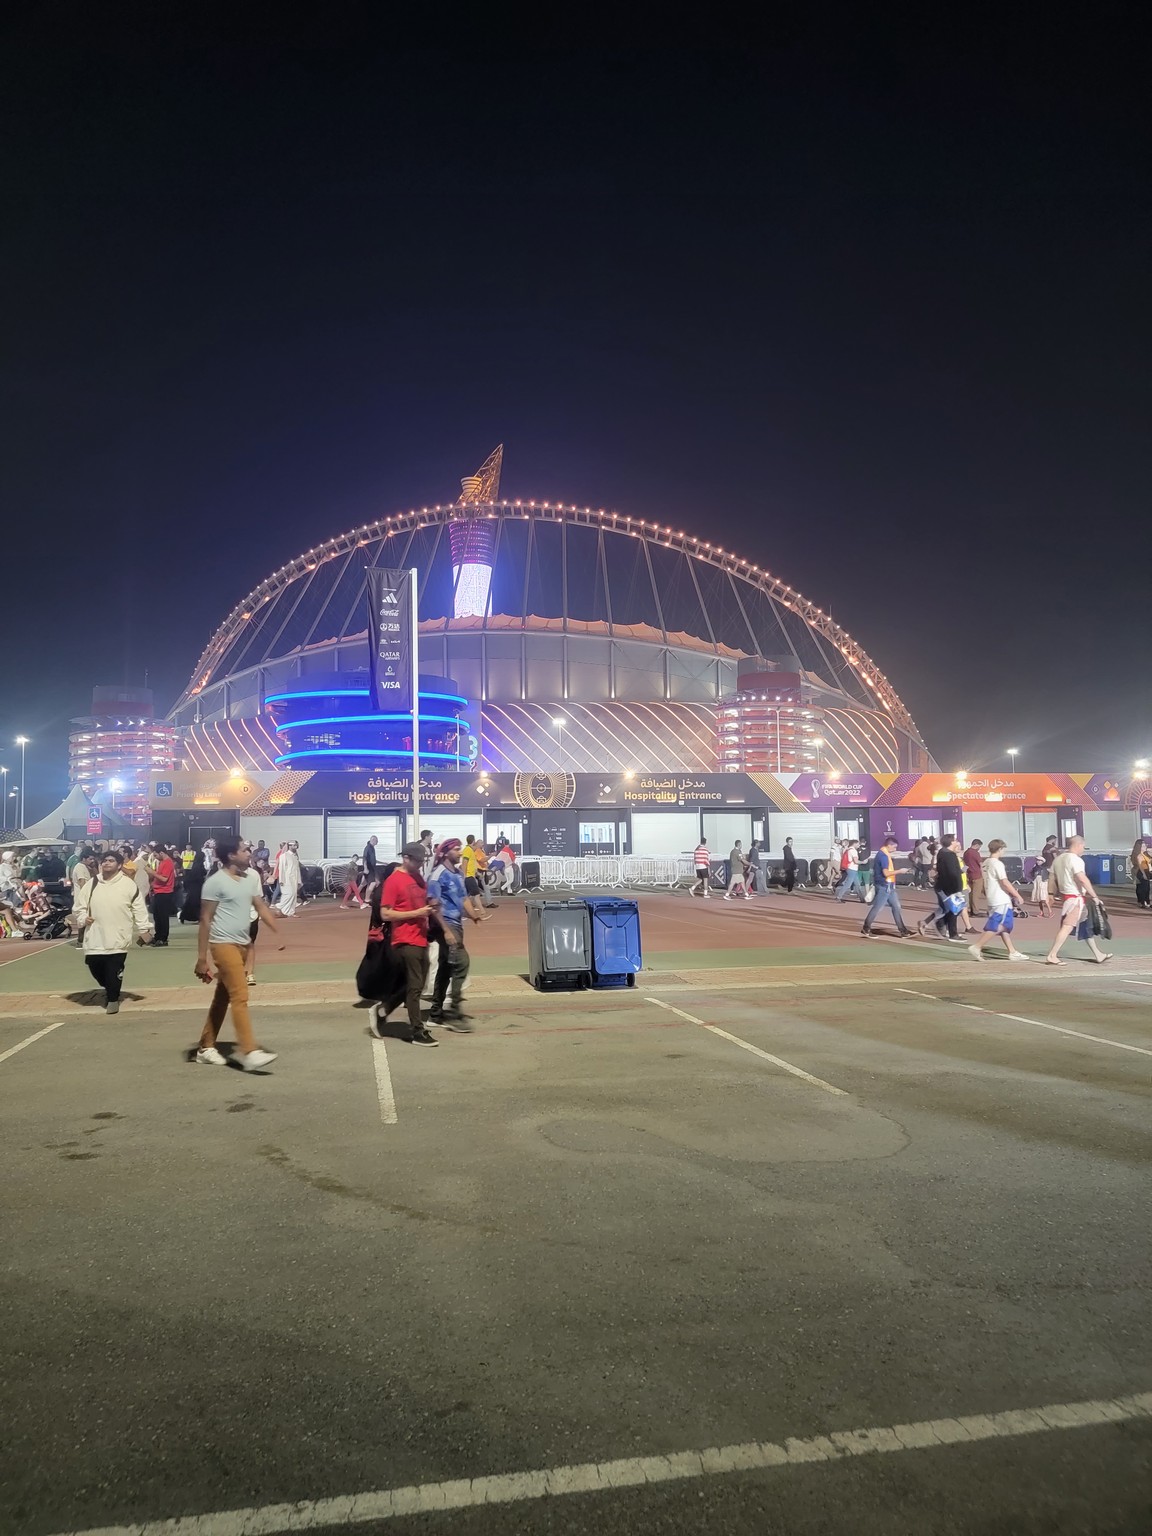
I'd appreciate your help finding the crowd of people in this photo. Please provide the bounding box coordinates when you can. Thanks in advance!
[682,828,1149,967]
[840,831,1131,966]
[2,821,1145,1070]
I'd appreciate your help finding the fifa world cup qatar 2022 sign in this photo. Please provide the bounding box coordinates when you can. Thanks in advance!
[367,568,412,715]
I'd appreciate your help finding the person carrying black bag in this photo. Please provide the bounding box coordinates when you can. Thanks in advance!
[918,833,967,943]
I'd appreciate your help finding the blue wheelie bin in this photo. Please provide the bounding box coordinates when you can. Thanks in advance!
[1082,853,1111,886]
[584,896,642,988]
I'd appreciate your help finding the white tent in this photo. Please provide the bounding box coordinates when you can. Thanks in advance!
[11,784,117,845]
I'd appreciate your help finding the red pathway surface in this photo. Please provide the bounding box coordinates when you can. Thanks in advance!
[215,885,1152,965]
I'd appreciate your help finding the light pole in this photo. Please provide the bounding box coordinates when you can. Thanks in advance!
[1007,748,1019,772]
[0,767,7,828]
[551,715,567,769]
[108,777,123,814]
[15,736,28,828]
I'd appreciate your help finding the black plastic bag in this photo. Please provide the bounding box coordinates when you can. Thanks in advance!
[355,912,403,1001]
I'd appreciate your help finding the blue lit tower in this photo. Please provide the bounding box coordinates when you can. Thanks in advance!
[449,444,502,617]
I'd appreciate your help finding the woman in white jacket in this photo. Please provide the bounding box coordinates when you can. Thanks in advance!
[74,850,153,1014]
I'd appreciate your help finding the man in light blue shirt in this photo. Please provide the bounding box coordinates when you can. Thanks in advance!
[425,838,483,1030]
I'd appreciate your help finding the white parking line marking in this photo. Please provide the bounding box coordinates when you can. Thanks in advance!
[645,997,847,1095]
[896,991,1152,1058]
[1123,979,1152,987]
[46,1389,1152,1536]
[0,939,66,967]
[0,1020,66,1065]
[371,1038,397,1124]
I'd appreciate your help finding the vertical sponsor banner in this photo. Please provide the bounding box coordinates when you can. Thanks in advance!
[367,568,412,714]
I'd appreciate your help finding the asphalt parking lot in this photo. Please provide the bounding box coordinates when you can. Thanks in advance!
[2,894,1151,1534]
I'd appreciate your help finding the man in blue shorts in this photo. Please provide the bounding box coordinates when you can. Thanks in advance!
[968,838,1028,962]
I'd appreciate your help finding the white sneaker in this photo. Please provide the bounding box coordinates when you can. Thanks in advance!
[724,894,733,901]
[967,945,984,962]
[196,1046,226,1065]
[1008,951,1030,962]
[239,1048,277,1071]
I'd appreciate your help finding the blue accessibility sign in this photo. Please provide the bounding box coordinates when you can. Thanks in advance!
[155,781,173,798]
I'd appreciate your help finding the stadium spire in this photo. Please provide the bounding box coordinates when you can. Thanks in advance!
[450,445,502,617]
[457,444,503,506]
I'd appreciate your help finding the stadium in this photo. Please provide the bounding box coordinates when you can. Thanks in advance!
[171,447,931,776]
[153,449,942,861]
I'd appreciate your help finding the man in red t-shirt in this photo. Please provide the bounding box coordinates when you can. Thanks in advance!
[148,847,178,947]
[372,842,439,1046]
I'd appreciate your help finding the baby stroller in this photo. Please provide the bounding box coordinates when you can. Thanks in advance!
[20,881,72,940]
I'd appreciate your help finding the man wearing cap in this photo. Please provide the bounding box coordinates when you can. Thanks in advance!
[370,842,439,1046]
[861,834,914,938]
[425,839,484,1030]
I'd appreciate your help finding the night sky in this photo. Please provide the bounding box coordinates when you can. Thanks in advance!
[4,14,1149,817]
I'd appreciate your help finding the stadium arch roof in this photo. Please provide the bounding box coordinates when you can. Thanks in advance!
[175,496,923,748]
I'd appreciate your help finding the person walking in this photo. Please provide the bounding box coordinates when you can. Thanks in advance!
[861,835,913,937]
[746,840,763,894]
[369,842,439,1046]
[339,854,364,909]
[360,835,379,899]
[147,845,178,946]
[274,841,302,916]
[690,839,712,898]
[725,840,751,899]
[180,850,207,924]
[1131,838,1151,910]
[74,850,154,1015]
[68,849,97,946]
[782,837,798,893]
[1045,835,1113,966]
[193,837,282,1069]
[835,839,867,903]
[918,833,967,943]
[1029,853,1053,917]
[963,839,985,917]
[911,837,933,890]
[425,838,483,1029]
[967,839,1029,962]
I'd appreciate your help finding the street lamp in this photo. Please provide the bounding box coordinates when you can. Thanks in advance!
[551,715,567,768]
[1007,748,1019,771]
[15,736,28,828]
[108,777,123,813]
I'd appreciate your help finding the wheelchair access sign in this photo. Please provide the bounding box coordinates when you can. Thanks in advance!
[155,781,173,798]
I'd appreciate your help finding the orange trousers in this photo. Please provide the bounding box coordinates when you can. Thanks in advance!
[198,942,258,1054]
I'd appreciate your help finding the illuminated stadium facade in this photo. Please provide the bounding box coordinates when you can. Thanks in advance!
[169,447,933,781]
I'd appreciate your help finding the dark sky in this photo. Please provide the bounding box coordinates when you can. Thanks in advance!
[4,12,1150,817]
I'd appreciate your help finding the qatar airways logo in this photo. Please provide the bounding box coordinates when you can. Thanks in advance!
[808,778,866,799]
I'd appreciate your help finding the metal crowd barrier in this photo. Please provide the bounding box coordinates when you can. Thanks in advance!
[529,854,690,889]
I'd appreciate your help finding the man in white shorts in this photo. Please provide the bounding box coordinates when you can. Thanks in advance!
[968,838,1028,962]
[1045,835,1112,966]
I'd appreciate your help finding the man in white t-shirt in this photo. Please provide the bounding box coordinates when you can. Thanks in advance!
[1045,835,1111,965]
[195,837,285,1069]
[968,838,1028,962]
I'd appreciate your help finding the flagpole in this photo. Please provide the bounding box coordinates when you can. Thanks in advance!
[410,566,420,839]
